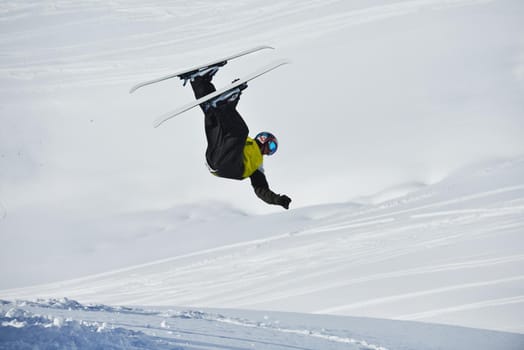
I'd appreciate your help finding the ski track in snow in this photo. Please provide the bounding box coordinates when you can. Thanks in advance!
[1,0,524,346]
[2,158,524,334]
[0,0,496,92]
[0,299,391,350]
[2,298,523,350]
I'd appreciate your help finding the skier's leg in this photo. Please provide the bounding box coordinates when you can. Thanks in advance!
[190,77,248,138]
[204,106,249,179]
[217,106,249,138]
[189,77,224,173]
[190,76,216,105]
[189,76,221,146]
[190,78,249,179]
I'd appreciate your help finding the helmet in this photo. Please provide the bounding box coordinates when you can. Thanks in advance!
[255,131,278,156]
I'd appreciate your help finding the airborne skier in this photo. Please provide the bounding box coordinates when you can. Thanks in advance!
[130,46,291,209]
[186,66,292,210]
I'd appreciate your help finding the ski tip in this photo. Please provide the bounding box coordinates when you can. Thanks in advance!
[153,114,170,128]
[270,59,292,69]
[152,119,162,128]
[153,118,170,128]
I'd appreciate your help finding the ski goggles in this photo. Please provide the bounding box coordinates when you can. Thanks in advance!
[265,140,278,155]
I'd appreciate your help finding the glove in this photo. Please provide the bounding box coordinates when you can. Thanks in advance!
[278,195,292,210]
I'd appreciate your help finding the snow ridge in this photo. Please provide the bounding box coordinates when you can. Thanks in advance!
[2,298,524,350]
[0,299,390,350]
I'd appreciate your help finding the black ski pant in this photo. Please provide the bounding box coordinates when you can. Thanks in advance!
[190,77,249,180]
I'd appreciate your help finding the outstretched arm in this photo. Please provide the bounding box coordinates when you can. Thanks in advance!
[250,170,291,209]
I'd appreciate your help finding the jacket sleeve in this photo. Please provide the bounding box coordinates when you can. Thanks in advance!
[249,169,282,206]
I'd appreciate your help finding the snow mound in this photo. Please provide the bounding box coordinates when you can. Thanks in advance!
[0,299,389,350]
[2,299,523,350]
[0,300,178,350]
[1,315,174,350]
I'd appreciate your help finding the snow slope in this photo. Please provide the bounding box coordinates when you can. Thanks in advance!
[1,0,523,286]
[1,298,523,350]
[2,157,524,338]
[1,0,524,348]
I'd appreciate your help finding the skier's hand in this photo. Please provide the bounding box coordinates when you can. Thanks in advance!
[278,195,292,210]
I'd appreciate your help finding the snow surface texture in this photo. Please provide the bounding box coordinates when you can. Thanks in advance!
[2,158,524,341]
[2,0,524,286]
[1,0,524,348]
[1,298,523,350]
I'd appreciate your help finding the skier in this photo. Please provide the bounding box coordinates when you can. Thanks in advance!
[187,67,292,210]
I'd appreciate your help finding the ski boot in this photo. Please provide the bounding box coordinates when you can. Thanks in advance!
[179,61,226,86]
[204,80,248,111]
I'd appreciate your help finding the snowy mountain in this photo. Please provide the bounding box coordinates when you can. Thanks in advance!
[1,0,523,348]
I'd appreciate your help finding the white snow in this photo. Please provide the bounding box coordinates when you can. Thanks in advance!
[1,0,524,348]
[1,298,523,350]
[1,157,524,349]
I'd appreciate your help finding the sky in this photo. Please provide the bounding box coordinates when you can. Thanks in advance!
[0,0,524,287]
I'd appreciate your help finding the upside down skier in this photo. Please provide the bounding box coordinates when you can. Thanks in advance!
[186,66,292,210]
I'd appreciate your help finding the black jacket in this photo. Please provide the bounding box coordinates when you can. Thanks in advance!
[250,169,283,206]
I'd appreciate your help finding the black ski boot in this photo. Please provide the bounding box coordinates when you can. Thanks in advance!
[180,61,226,86]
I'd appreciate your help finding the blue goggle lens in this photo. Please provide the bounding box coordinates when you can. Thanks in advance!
[265,140,277,155]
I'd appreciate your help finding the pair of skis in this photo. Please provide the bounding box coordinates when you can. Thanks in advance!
[130,46,289,128]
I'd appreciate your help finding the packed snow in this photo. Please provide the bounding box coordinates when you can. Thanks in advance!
[1,0,524,349]
[2,157,524,334]
[1,298,523,350]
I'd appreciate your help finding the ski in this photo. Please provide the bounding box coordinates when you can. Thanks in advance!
[129,45,274,94]
[153,59,290,128]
